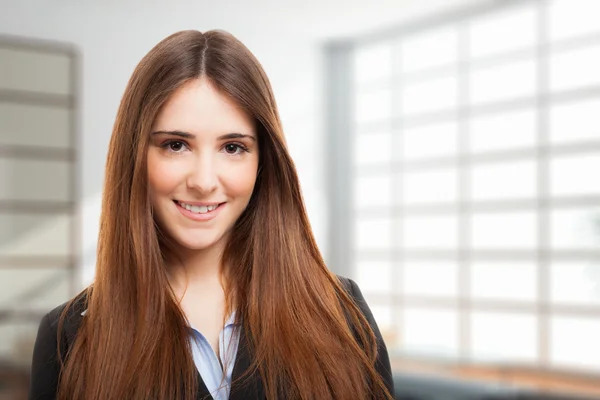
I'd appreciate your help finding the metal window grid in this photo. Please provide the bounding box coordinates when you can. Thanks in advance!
[326,0,600,370]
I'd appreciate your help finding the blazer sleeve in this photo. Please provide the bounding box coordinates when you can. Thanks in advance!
[346,277,394,397]
[29,312,61,400]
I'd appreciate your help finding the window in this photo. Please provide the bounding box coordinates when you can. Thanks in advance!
[0,37,79,366]
[331,0,600,373]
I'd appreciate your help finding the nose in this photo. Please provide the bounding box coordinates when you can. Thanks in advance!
[186,152,218,195]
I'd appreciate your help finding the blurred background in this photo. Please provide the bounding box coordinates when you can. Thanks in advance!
[1,0,599,399]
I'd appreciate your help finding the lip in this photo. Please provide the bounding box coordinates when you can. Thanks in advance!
[174,200,225,221]
[177,200,222,207]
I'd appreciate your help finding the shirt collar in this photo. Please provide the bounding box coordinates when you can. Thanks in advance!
[224,310,238,327]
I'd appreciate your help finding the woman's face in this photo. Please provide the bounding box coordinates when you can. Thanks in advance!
[147,78,259,254]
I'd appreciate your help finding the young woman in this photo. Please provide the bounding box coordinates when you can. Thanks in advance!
[29,30,394,400]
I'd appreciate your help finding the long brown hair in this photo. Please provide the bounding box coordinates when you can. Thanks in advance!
[58,30,392,400]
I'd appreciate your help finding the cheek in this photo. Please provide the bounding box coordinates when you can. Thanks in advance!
[147,155,180,196]
[222,165,258,198]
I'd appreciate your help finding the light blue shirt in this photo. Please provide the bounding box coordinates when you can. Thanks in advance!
[188,312,241,400]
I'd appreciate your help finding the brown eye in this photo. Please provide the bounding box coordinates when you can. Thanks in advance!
[168,141,185,152]
[225,143,240,154]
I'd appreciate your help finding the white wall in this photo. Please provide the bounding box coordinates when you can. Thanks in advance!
[0,0,483,285]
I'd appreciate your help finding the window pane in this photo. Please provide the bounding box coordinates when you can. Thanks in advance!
[550,45,600,92]
[0,103,71,148]
[402,260,458,297]
[471,211,537,249]
[470,58,536,104]
[355,218,392,250]
[367,303,396,349]
[550,154,600,196]
[550,99,600,144]
[401,308,459,358]
[0,267,71,311]
[551,316,600,371]
[470,160,537,201]
[0,213,72,256]
[368,304,393,332]
[354,89,392,124]
[0,158,71,202]
[551,207,600,249]
[356,260,393,294]
[549,0,600,41]
[551,262,600,305]
[471,262,537,301]
[403,121,458,161]
[401,26,458,72]
[402,167,457,205]
[354,131,393,166]
[353,42,393,85]
[0,48,71,95]
[470,108,537,152]
[354,174,393,208]
[471,312,537,363]
[402,215,457,249]
[469,4,537,58]
[401,75,457,115]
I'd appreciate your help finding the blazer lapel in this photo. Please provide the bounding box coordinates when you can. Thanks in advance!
[195,370,213,400]
[195,324,265,400]
[229,325,265,400]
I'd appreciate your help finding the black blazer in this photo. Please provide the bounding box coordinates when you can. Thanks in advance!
[29,276,394,399]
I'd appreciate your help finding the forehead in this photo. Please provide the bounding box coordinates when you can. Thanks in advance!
[153,78,254,135]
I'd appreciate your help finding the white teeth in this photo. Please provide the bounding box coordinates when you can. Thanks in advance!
[178,201,218,214]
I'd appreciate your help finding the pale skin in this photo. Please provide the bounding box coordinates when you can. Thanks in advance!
[147,78,259,357]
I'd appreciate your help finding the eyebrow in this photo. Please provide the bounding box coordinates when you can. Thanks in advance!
[151,130,256,141]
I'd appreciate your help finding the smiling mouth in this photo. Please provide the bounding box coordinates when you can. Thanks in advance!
[174,200,224,214]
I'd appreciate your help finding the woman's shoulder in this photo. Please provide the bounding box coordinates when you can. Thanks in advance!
[30,289,89,398]
[336,275,365,302]
[335,275,394,393]
[41,288,90,343]
[335,275,375,325]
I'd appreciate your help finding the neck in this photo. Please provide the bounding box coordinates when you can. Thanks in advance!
[166,239,227,294]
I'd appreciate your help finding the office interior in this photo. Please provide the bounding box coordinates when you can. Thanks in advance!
[1,0,600,399]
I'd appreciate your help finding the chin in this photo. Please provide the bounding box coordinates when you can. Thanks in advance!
[173,233,225,252]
